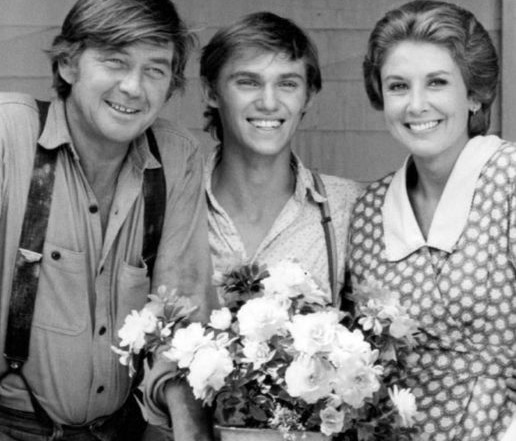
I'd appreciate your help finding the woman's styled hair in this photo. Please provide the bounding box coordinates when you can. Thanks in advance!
[363,0,499,137]
[49,0,194,99]
[200,11,322,142]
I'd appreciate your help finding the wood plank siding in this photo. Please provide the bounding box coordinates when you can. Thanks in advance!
[1,0,503,181]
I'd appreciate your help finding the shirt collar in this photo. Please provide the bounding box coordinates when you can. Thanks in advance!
[204,146,326,207]
[383,135,502,261]
[38,98,160,171]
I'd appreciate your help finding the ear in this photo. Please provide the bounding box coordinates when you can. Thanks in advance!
[304,91,316,112]
[201,79,220,109]
[58,56,78,86]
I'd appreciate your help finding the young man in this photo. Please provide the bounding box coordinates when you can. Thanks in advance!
[0,0,213,440]
[200,12,363,303]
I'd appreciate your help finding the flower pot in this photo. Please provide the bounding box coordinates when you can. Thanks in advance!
[215,425,328,441]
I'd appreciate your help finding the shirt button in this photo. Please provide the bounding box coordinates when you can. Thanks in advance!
[97,386,105,394]
[89,205,98,214]
[99,326,107,336]
[51,251,61,260]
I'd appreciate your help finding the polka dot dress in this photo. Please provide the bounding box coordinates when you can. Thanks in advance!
[348,143,516,440]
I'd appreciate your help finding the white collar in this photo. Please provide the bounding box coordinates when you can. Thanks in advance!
[383,135,502,261]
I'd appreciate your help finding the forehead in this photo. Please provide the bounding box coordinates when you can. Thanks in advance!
[381,40,459,77]
[83,41,174,64]
[219,49,308,79]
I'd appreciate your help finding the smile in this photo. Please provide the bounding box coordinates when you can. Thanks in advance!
[406,120,440,132]
[248,119,283,130]
[106,100,139,114]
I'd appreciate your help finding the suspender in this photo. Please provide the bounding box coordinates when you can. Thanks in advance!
[311,171,340,309]
[1,100,165,420]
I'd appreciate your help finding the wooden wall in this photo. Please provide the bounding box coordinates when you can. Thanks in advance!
[0,0,504,181]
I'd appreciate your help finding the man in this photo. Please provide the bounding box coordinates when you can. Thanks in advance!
[199,12,363,304]
[0,0,213,439]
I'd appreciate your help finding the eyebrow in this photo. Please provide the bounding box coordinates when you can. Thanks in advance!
[228,71,305,80]
[382,70,452,80]
[101,47,172,68]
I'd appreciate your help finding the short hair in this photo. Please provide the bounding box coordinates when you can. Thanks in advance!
[49,0,194,99]
[363,0,499,137]
[200,11,322,142]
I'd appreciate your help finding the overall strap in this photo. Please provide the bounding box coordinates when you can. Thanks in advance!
[4,100,55,368]
[1,100,58,427]
[311,171,340,309]
[142,127,166,278]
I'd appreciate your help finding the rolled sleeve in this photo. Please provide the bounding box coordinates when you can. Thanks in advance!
[142,121,218,428]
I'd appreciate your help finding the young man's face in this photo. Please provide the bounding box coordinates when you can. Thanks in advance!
[59,42,173,152]
[207,49,313,160]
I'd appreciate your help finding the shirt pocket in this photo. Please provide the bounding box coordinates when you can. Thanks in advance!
[114,261,151,334]
[33,242,89,335]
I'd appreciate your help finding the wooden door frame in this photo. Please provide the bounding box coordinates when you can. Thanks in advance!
[502,0,516,140]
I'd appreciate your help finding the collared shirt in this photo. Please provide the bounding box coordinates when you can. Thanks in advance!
[0,92,212,425]
[205,148,364,300]
[383,135,502,261]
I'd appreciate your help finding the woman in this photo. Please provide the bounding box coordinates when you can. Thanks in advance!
[347,1,515,440]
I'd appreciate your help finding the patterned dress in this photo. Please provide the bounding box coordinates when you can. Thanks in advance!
[347,136,516,440]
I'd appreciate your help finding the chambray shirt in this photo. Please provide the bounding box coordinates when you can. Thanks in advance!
[205,148,364,300]
[0,93,212,425]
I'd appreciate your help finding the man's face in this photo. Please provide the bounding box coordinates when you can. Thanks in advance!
[59,42,173,152]
[207,50,313,160]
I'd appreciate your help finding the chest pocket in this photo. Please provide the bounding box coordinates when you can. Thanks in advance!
[32,242,89,335]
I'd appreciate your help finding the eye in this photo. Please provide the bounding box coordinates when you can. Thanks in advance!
[279,80,299,90]
[104,57,125,68]
[145,66,167,79]
[385,82,407,92]
[235,78,259,88]
[429,78,448,87]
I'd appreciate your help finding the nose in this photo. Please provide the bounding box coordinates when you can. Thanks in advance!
[407,85,428,114]
[118,69,143,97]
[256,85,279,111]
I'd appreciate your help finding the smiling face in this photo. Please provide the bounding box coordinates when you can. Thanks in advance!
[59,42,173,153]
[206,50,313,160]
[380,40,478,166]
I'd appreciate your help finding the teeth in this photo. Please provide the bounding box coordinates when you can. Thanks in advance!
[249,119,282,129]
[108,101,138,114]
[409,121,438,132]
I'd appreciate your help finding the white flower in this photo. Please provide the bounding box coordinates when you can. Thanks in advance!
[237,297,288,342]
[389,386,418,428]
[209,307,232,330]
[117,308,158,353]
[358,314,383,335]
[329,327,372,367]
[284,354,333,404]
[288,310,340,355]
[242,339,274,369]
[162,322,214,368]
[111,346,131,366]
[187,345,233,404]
[389,314,419,340]
[333,356,382,408]
[263,260,328,305]
[320,406,345,436]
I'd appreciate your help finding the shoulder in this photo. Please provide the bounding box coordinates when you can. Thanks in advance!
[318,173,366,201]
[353,172,395,211]
[0,92,38,123]
[150,117,201,156]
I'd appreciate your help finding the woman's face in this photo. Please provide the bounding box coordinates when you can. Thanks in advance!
[380,40,477,166]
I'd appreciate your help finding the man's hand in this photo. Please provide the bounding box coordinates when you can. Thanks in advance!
[165,380,214,441]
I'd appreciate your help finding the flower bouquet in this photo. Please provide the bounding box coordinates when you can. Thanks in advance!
[113,260,421,440]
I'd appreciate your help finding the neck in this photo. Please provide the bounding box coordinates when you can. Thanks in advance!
[212,148,295,211]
